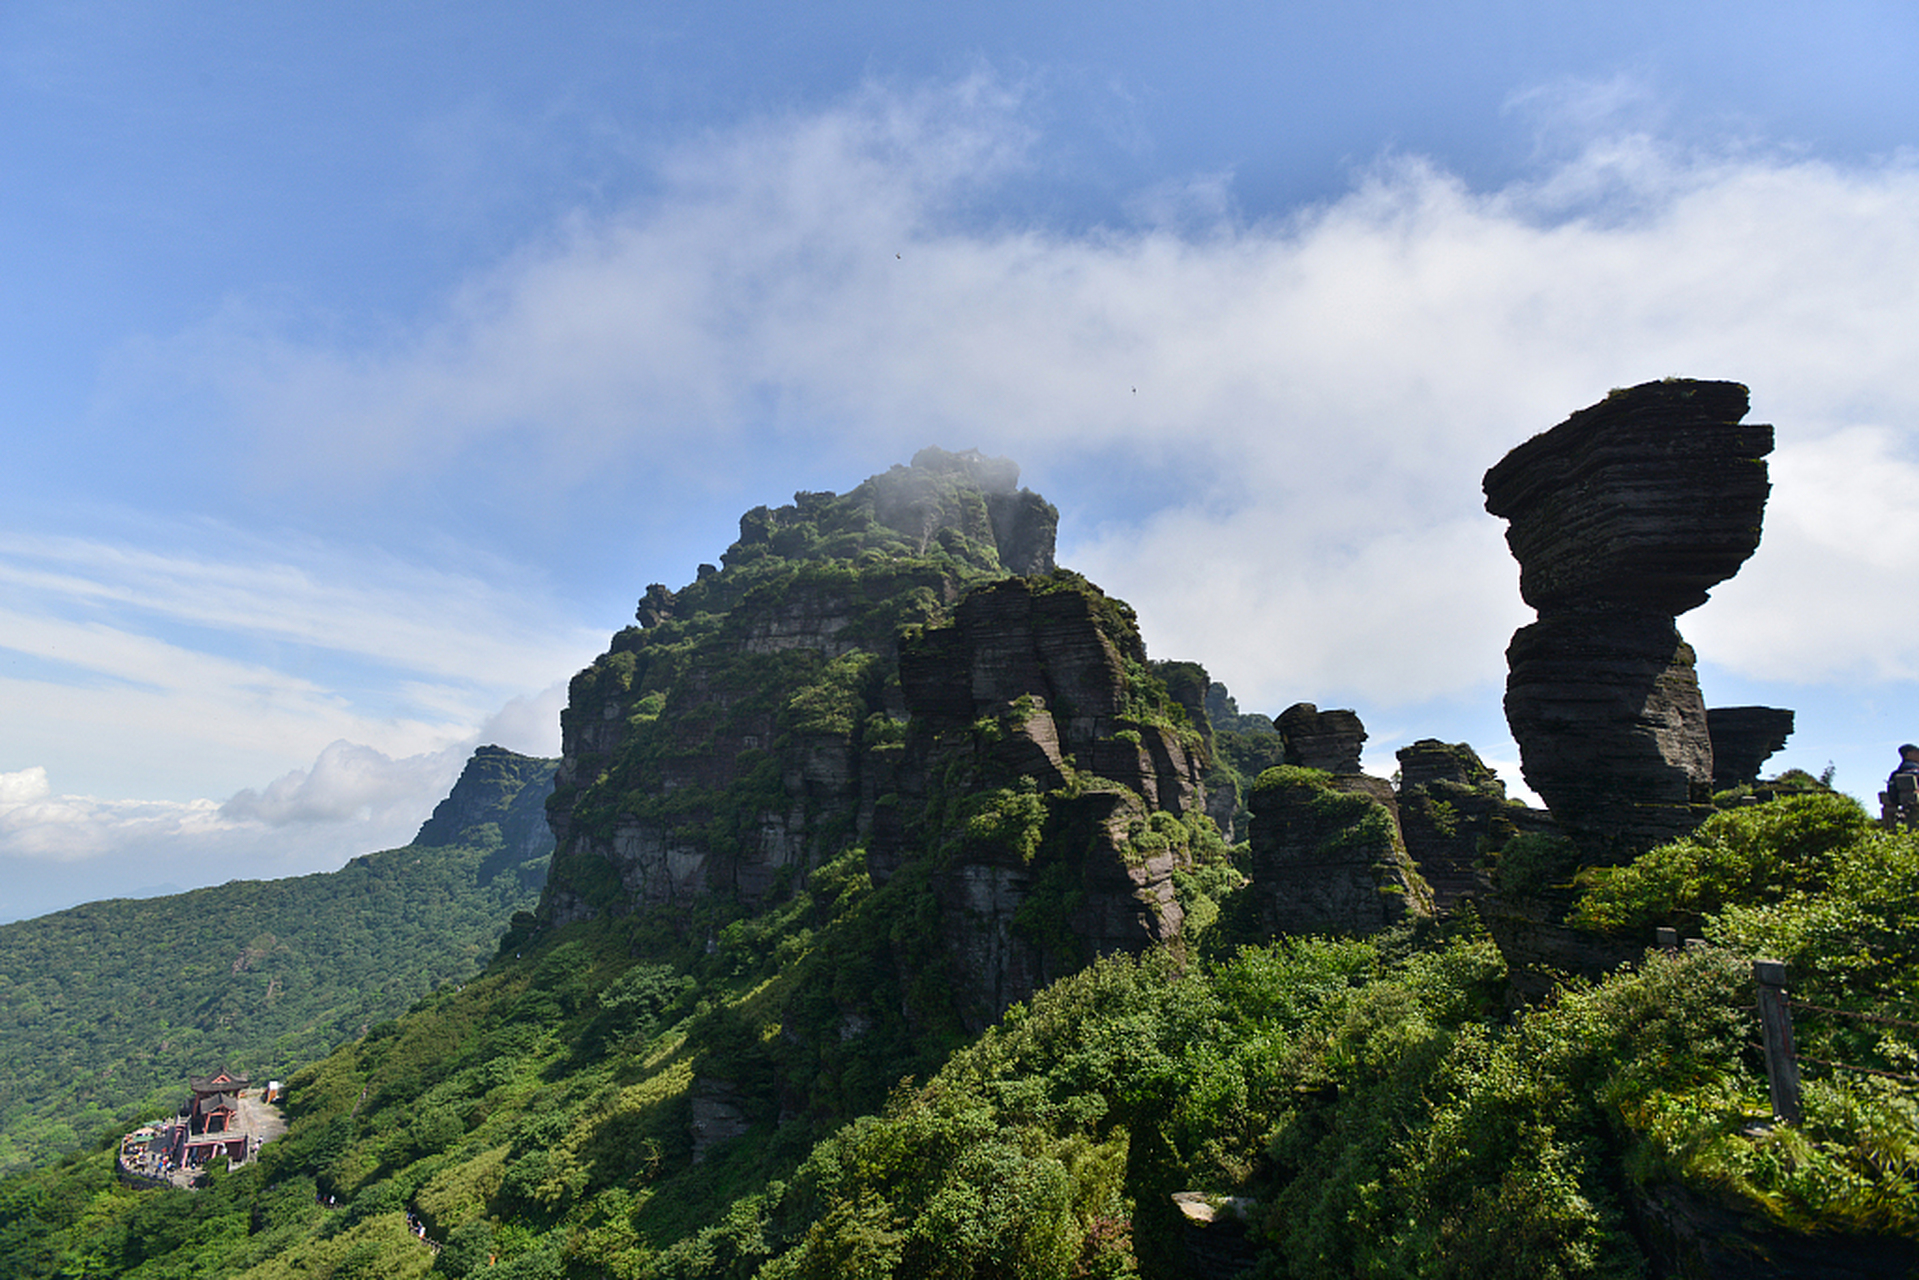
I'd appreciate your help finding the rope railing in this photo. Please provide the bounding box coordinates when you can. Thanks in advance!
[1652,932,1917,1120]
[1786,998,1919,1033]
[1789,1050,1919,1087]
[1749,957,1919,1124]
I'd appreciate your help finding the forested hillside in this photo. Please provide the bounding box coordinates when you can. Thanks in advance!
[0,794,1913,1278]
[1,447,1914,1279]
[0,748,556,1173]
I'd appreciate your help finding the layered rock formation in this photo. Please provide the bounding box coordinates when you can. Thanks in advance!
[886,576,1208,1022]
[1242,764,1430,936]
[540,449,1210,1033]
[1239,705,1432,935]
[1706,705,1795,790]
[1276,703,1367,774]
[1483,379,1774,860]
[1392,739,1539,913]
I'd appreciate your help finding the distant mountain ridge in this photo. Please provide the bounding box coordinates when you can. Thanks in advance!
[0,746,556,1173]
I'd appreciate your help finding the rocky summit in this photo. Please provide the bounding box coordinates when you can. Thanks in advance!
[540,446,1214,1033]
[1484,379,1777,861]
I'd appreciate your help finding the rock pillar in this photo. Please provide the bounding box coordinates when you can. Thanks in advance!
[1483,379,1773,861]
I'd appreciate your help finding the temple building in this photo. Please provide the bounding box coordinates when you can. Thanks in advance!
[181,1070,250,1164]
[118,1069,285,1188]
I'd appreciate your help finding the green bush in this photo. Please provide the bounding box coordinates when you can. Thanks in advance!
[1571,793,1872,936]
[1491,831,1581,897]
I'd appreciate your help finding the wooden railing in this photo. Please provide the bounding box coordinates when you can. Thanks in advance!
[1751,958,1919,1125]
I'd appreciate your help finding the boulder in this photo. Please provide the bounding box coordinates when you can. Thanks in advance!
[1276,703,1367,774]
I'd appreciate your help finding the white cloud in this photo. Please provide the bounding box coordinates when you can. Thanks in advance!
[0,530,597,691]
[220,739,463,827]
[150,79,1919,725]
[0,720,536,922]
[477,682,571,758]
[51,76,1919,900]
[0,526,598,803]
[0,766,52,807]
[1688,427,1919,683]
[0,783,225,864]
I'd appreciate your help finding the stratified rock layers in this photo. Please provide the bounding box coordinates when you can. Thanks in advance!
[1483,381,1773,616]
[1502,613,1713,853]
[890,577,1206,1024]
[542,449,1209,1033]
[1706,706,1795,790]
[1243,766,1430,936]
[1394,739,1545,913]
[1483,380,1774,859]
[1276,703,1367,774]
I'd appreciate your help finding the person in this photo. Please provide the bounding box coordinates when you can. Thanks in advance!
[1884,745,1919,829]
[1894,744,1919,780]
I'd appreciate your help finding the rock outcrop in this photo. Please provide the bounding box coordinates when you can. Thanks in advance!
[1242,705,1432,935]
[1483,379,1774,861]
[1276,703,1367,774]
[1706,706,1795,790]
[1242,764,1431,936]
[1393,739,1552,913]
[1198,682,1284,843]
[412,745,559,883]
[885,577,1207,1021]
[544,448,1061,924]
[540,450,1211,1035]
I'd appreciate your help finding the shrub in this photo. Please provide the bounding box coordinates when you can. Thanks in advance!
[1570,792,1872,936]
[1491,831,1581,897]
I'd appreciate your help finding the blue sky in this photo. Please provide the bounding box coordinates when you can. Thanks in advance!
[3,2,1918,921]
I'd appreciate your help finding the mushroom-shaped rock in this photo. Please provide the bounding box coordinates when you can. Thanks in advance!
[1483,379,1774,861]
[1706,706,1796,790]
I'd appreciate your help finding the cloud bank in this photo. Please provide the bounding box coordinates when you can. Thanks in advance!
[0,528,589,921]
[0,743,455,924]
[169,77,1919,721]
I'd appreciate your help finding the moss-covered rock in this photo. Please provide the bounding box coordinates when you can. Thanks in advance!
[1242,766,1431,935]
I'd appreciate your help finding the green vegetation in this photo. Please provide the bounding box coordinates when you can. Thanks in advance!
[1489,830,1583,897]
[0,755,555,1174]
[0,452,1910,1276]
[1571,794,1919,1238]
[0,789,1908,1277]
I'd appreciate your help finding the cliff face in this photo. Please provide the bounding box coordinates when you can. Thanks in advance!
[1393,738,1544,914]
[540,448,1212,1030]
[413,745,559,871]
[1483,379,1775,861]
[885,576,1208,1023]
[1243,765,1431,936]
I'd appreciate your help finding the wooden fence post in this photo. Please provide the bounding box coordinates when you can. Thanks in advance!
[1753,958,1803,1125]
